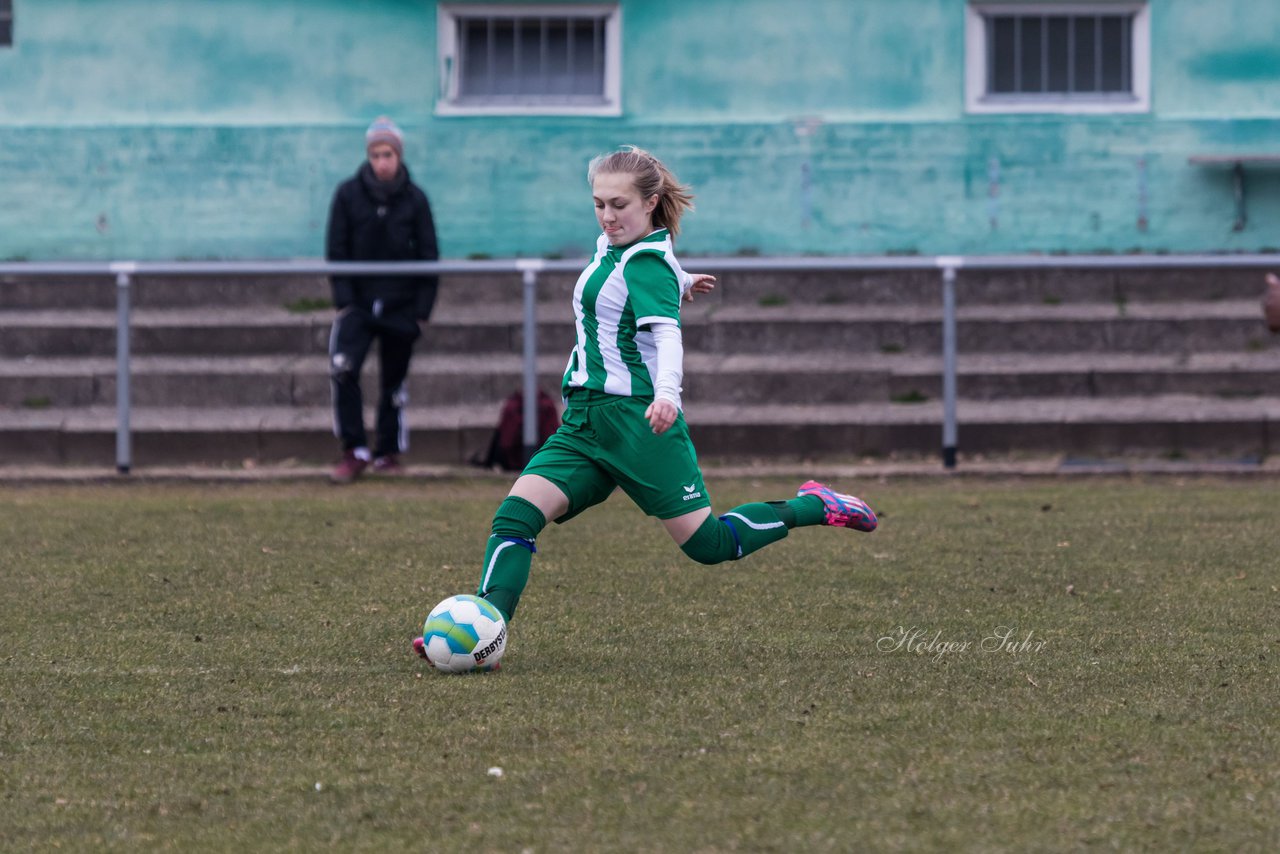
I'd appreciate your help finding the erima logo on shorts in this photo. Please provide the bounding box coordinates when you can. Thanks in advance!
[681,483,703,501]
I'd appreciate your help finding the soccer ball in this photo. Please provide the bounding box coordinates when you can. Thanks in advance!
[420,594,507,673]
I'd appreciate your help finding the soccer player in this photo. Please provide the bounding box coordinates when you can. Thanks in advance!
[414,146,876,660]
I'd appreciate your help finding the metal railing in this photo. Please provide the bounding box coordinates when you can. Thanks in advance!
[1,253,1276,473]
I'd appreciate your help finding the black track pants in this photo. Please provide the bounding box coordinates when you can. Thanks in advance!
[329,307,421,456]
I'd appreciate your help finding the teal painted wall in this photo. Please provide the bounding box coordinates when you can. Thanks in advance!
[1,0,1278,260]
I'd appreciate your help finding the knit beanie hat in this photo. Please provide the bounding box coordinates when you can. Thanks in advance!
[365,116,404,158]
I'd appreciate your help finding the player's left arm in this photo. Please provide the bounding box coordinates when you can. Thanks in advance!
[682,272,716,302]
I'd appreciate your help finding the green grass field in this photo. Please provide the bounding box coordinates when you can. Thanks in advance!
[2,477,1277,851]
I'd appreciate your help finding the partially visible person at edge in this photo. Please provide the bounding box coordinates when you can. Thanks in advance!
[1264,272,1280,333]
[415,145,878,666]
[326,116,439,484]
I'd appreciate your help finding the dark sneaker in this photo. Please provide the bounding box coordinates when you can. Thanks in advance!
[372,454,405,475]
[330,450,368,484]
[797,480,878,532]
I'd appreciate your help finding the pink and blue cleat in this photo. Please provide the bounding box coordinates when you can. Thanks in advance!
[797,480,878,532]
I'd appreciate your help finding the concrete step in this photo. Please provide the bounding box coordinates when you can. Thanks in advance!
[683,396,1279,459]
[0,275,326,311]
[3,396,1276,467]
[0,274,564,312]
[1,268,1269,310]
[694,299,1274,354]
[2,300,1274,358]
[0,306,525,357]
[685,351,1280,403]
[6,352,1280,409]
[494,266,1267,306]
[0,404,496,467]
[0,354,570,408]
[724,267,1275,305]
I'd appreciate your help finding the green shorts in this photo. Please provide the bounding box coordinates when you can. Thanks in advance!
[523,388,711,522]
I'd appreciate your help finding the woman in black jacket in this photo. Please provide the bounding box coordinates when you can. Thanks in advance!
[325,116,439,483]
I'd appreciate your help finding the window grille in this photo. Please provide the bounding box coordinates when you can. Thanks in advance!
[1,0,13,47]
[987,12,1132,95]
[439,4,620,116]
[966,3,1149,113]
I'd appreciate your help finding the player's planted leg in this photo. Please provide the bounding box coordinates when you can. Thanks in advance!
[413,496,546,660]
[476,496,547,621]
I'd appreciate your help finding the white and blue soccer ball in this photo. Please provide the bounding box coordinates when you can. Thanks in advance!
[421,594,507,673]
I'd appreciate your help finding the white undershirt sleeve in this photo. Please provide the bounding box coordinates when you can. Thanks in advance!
[679,270,694,298]
[648,320,684,409]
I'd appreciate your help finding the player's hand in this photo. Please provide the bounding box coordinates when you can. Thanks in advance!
[682,274,717,303]
[645,399,679,434]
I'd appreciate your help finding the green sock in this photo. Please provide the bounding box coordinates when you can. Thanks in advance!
[772,495,826,528]
[681,502,794,565]
[476,496,546,622]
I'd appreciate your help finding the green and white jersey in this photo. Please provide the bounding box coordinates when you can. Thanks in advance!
[562,229,687,400]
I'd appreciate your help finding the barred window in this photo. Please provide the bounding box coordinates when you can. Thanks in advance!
[1,0,13,47]
[966,3,1150,113]
[438,4,621,116]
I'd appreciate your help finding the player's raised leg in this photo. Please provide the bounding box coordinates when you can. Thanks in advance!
[670,481,875,565]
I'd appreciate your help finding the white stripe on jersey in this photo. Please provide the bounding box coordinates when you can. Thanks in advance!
[566,243,605,391]
[595,242,634,396]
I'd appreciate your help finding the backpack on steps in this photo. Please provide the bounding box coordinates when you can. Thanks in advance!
[471,390,561,472]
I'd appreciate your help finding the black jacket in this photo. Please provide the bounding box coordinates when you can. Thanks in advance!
[326,161,439,320]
